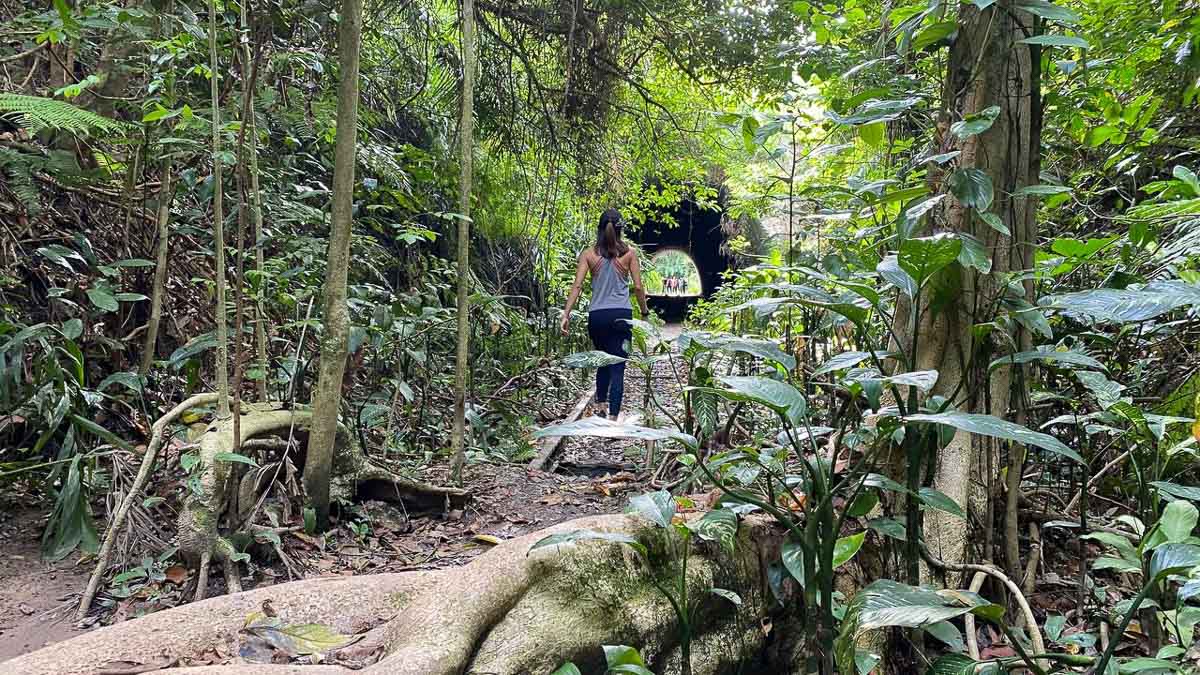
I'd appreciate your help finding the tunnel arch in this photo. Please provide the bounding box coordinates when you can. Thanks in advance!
[627,195,730,298]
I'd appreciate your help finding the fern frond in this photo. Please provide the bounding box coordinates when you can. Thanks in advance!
[0,94,127,137]
[0,147,43,215]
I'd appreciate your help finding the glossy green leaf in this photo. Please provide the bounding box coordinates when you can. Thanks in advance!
[1160,500,1199,543]
[710,587,743,605]
[978,212,1010,236]
[918,487,966,519]
[689,508,738,552]
[1042,280,1200,324]
[563,350,626,368]
[1149,543,1200,580]
[715,376,806,424]
[834,532,866,568]
[956,232,991,274]
[923,621,966,652]
[87,288,119,312]
[947,168,994,210]
[782,538,806,587]
[1015,0,1081,23]
[551,664,582,675]
[878,255,918,297]
[905,411,1084,463]
[1019,34,1089,48]
[629,490,676,528]
[214,452,258,467]
[534,417,698,450]
[1015,184,1073,197]
[899,233,962,285]
[988,347,1106,372]
[949,106,999,139]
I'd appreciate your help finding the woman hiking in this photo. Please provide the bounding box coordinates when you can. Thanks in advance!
[560,208,650,421]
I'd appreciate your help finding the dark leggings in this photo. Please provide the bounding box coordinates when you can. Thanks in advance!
[587,308,632,417]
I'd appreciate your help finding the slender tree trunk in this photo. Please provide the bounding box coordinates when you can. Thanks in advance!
[304,0,363,528]
[140,162,173,375]
[209,0,231,420]
[892,0,1040,581]
[240,0,270,402]
[449,0,476,485]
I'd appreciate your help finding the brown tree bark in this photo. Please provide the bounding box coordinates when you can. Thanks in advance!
[305,0,364,528]
[449,0,477,485]
[895,0,1040,580]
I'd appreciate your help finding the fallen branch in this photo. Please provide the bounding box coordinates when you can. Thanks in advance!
[77,393,220,620]
[922,549,1048,673]
[527,390,592,471]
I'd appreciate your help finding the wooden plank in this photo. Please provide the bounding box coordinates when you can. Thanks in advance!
[528,391,593,471]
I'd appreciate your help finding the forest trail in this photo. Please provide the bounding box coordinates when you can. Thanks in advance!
[0,328,689,662]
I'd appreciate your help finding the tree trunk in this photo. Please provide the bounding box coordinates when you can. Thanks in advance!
[240,0,271,403]
[139,160,173,375]
[305,0,363,528]
[209,0,232,420]
[898,0,1040,579]
[449,0,477,485]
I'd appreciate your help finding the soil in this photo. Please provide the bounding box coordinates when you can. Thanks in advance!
[0,509,93,663]
[0,326,692,665]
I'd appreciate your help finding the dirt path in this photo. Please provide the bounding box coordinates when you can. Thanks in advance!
[0,328,690,664]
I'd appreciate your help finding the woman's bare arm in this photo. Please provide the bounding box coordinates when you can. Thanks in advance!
[560,252,590,332]
[627,253,650,316]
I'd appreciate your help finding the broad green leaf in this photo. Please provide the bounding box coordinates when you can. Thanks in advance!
[947,168,994,210]
[918,487,966,519]
[923,621,966,652]
[988,347,1106,373]
[1044,614,1066,642]
[905,411,1084,463]
[834,532,866,568]
[551,664,582,675]
[629,490,676,528]
[603,644,648,668]
[716,376,806,424]
[868,517,907,540]
[878,255,918,297]
[1018,34,1089,48]
[956,232,991,274]
[826,98,921,126]
[899,233,963,285]
[782,538,806,587]
[563,350,626,368]
[689,508,738,552]
[70,415,135,452]
[1152,481,1200,502]
[1015,0,1081,23]
[1149,543,1200,580]
[530,530,647,557]
[534,417,698,451]
[950,106,999,139]
[1174,165,1200,197]
[836,580,990,673]
[859,121,885,147]
[97,371,143,393]
[1042,280,1200,324]
[1015,184,1073,197]
[912,21,957,52]
[815,351,873,376]
[1160,500,1199,543]
[926,654,979,675]
[979,212,1010,236]
[899,194,946,237]
[677,332,797,370]
[87,288,119,312]
[214,452,258,467]
[61,318,83,339]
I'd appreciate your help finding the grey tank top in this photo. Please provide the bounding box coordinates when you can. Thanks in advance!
[590,255,631,312]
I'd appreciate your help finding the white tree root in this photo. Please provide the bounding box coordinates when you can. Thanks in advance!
[78,393,220,620]
[11,514,786,675]
[80,398,466,621]
[6,573,439,675]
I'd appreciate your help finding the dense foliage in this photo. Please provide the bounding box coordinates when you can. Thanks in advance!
[2,0,1200,672]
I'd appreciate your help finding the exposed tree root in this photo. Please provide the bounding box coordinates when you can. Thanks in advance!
[11,514,789,675]
[79,398,468,619]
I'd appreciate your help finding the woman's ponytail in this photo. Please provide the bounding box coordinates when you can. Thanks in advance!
[595,208,629,259]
